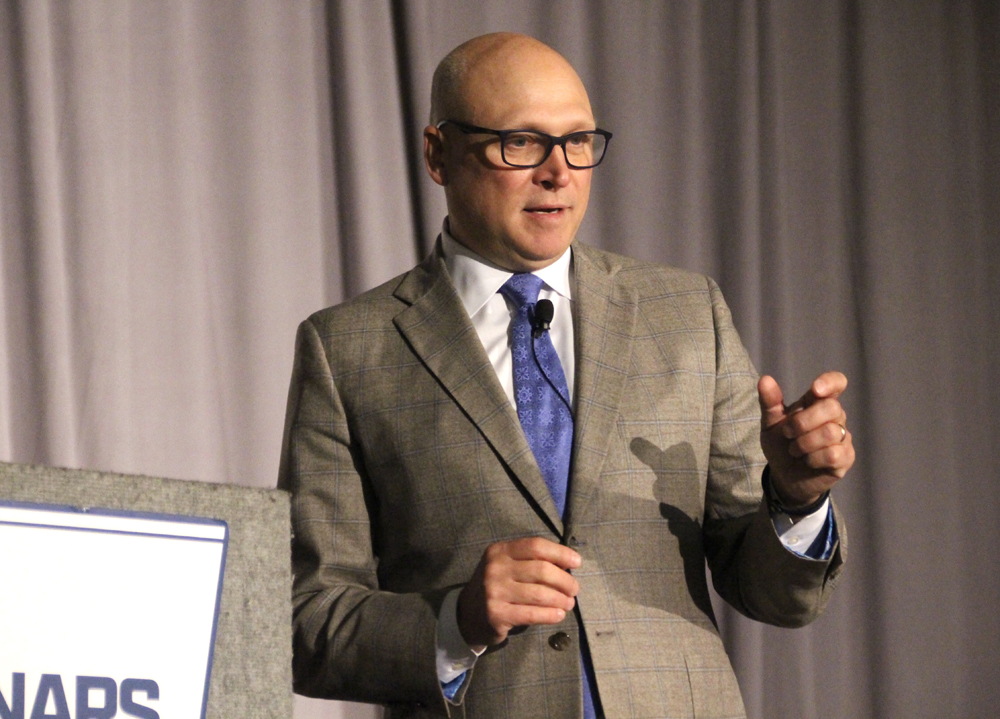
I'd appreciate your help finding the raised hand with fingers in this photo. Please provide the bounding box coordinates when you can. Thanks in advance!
[757,371,855,510]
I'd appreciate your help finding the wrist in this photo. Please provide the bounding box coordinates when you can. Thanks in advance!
[761,466,830,517]
[455,585,489,652]
[437,587,484,687]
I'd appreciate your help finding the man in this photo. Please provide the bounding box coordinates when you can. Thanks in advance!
[279,33,854,719]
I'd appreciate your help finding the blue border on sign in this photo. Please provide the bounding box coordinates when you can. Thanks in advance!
[0,498,229,719]
[203,520,228,719]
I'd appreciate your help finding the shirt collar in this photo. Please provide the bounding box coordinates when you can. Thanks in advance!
[440,219,573,319]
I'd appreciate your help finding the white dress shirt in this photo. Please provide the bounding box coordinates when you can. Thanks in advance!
[433,221,829,689]
[442,227,575,406]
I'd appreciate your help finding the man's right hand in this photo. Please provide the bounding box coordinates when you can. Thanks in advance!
[456,537,581,650]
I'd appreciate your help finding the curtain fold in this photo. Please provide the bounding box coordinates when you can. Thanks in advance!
[1,2,996,718]
[325,0,419,300]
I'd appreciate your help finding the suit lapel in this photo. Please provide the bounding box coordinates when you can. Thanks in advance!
[393,247,564,536]
[566,245,638,530]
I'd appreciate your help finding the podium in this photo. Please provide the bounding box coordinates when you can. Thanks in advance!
[0,462,292,719]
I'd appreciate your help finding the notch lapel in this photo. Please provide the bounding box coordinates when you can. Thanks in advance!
[393,249,564,536]
[566,245,638,530]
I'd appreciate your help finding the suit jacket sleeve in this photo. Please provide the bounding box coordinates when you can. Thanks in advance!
[700,277,845,627]
[278,317,454,712]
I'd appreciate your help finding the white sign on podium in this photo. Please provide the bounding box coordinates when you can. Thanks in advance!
[0,501,228,719]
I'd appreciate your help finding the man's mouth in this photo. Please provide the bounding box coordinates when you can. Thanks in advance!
[525,206,565,215]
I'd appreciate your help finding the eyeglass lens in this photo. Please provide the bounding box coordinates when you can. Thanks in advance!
[499,132,607,168]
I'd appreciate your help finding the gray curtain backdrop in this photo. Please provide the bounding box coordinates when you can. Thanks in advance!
[1,2,997,718]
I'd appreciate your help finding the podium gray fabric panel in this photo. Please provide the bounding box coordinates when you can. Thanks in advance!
[0,461,292,719]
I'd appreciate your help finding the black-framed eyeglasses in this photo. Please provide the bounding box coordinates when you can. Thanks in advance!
[436,120,612,169]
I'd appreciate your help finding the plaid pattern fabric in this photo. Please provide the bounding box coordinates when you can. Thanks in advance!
[279,241,846,719]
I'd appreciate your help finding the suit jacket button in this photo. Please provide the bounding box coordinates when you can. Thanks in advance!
[549,631,572,651]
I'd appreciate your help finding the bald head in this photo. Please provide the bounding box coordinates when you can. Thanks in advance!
[423,33,598,272]
[429,33,591,126]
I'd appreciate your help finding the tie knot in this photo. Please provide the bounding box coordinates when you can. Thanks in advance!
[499,273,544,308]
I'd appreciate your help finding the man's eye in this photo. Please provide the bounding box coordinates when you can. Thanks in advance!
[567,134,592,148]
[505,134,539,149]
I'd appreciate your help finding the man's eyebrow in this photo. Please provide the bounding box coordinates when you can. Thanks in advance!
[516,125,599,135]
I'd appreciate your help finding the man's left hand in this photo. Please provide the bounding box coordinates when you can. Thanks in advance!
[758,371,855,508]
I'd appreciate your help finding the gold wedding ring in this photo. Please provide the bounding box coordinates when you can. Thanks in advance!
[838,423,847,443]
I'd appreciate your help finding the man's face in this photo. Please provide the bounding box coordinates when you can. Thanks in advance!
[425,45,595,272]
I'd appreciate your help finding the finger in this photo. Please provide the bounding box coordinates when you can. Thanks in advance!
[495,603,570,629]
[489,558,579,600]
[504,536,582,569]
[500,580,578,611]
[797,439,854,476]
[757,375,786,429]
[512,560,581,598]
[810,371,848,400]
[473,598,572,645]
[481,544,580,598]
[480,567,577,620]
[785,372,849,416]
[782,398,846,438]
[788,422,850,457]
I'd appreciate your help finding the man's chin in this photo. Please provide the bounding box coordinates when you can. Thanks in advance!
[503,236,573,271]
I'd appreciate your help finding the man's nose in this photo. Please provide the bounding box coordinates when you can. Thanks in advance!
[534,145,572,189]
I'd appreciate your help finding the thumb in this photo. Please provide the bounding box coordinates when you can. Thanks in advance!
[757,375,786,429]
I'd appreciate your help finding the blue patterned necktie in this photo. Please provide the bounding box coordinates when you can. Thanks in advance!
[500,274,599,719]
[499,273,574,516]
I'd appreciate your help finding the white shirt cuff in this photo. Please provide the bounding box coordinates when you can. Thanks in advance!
[771,497,831,555]
[436,587,485,685]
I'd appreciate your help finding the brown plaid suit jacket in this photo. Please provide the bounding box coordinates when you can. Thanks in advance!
[278,241,845,719]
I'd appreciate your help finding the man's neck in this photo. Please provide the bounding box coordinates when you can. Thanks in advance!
[443,218,570,274]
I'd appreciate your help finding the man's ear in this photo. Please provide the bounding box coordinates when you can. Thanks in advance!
[423,125,448,186]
